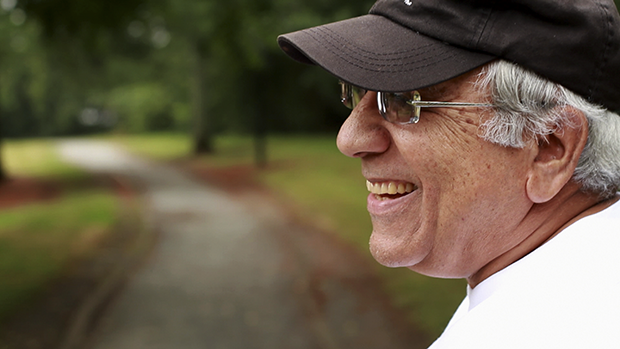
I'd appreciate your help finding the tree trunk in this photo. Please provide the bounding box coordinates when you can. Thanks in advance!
[251,75,267,168]
[191,41,214,155]
[253,112,267,168]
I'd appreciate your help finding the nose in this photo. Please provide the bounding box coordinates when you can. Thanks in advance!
[337,91,391,158]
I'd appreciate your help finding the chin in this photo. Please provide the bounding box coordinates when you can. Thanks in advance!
[368,229,429,268]
[405,253,476,279]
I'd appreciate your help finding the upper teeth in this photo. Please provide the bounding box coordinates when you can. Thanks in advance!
[366,180,416,195]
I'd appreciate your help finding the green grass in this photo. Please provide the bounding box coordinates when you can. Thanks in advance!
[2,138,85,179]
[0,191,117,318]
[0,138,121,320]
[116,132,466,339]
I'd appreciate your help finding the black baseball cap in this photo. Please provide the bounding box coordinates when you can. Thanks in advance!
[278,0,620,111]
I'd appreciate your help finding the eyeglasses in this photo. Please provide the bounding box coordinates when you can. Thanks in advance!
[340,81,494,124]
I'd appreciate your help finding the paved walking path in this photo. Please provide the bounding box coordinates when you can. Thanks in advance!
[57,140,428,349]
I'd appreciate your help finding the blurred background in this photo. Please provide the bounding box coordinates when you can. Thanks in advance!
[2,0,618,348]
[0,0,370,143]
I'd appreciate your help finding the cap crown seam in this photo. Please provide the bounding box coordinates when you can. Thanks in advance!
[470,7,494,49]
[305,29,461,74]
[316,26,436,58]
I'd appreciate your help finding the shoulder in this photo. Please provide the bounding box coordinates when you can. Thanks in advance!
[430,200,620,349]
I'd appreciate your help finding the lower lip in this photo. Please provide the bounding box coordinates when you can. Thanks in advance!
[367,191,416,215]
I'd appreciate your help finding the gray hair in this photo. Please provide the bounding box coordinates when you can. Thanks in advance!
[477,60,620,198]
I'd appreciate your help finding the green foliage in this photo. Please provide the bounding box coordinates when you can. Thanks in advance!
[19,0,159,59]
[105,83,174,132]
[0,10,46,137]
[2,0,620,139]
[0,0,380,139]
[177,0,377,134]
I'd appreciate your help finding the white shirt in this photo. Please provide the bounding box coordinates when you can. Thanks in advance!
[429,200,620,348]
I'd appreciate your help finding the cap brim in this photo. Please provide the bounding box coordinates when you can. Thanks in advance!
[278,14,497,92]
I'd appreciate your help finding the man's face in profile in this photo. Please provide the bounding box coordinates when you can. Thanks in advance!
[337,69,536,278]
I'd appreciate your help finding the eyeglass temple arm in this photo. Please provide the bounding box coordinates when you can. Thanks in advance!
[407,101,493,108]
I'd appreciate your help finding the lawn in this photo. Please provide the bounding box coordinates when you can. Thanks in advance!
[0,139,119,320]
[2,139,86,180]
[115,132,466,339]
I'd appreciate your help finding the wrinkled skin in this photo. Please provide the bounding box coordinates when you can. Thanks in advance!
[336,68,608,286]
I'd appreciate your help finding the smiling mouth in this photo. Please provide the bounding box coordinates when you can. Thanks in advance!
[366,180,417,201]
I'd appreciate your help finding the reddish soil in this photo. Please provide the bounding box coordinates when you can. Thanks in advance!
[0,177,63,209]
[0,175,132,209]
[183,162,265,193]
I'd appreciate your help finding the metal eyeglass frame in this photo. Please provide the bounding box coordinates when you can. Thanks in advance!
[340,81,494,124]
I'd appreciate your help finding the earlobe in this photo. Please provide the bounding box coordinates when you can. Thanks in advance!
[525,107,588,203]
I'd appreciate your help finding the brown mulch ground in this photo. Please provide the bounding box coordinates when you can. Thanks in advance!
[0,175,128,209]
[181,161,264,193]
[0,177,63,209]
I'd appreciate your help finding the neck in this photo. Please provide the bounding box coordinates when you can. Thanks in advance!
[467,186,618,288]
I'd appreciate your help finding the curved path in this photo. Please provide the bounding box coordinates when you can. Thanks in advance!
[58,140,428,349]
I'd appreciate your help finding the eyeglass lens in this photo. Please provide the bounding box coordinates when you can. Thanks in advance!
[378,91,421,124]
[340,81,421,124]
[340,82,367,109]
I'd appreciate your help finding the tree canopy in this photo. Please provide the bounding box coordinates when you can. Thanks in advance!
[2,0,618,141]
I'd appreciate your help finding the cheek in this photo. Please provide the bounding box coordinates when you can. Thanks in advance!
[435,149,530,227]
[411,142,531,267]
[368,123,531,273]
[427,155,532,271]
[365,132,463,268]
[396,120,482,183]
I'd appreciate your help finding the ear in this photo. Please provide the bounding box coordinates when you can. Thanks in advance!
[525,107,589,203]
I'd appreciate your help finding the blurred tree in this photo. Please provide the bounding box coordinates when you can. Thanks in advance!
[161,1,220,154]
[18,0,163,130]
[19,0,153,49]
[0,0,165,181]
[160,0,375,155]
[0,4,49,180]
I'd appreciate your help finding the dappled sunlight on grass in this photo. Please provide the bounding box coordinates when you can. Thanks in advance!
[2,139,85,179]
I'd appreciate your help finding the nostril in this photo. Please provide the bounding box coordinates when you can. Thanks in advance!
[353,151,370,158]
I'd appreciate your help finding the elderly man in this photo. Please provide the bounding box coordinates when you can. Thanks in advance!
[278,0,620,347]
